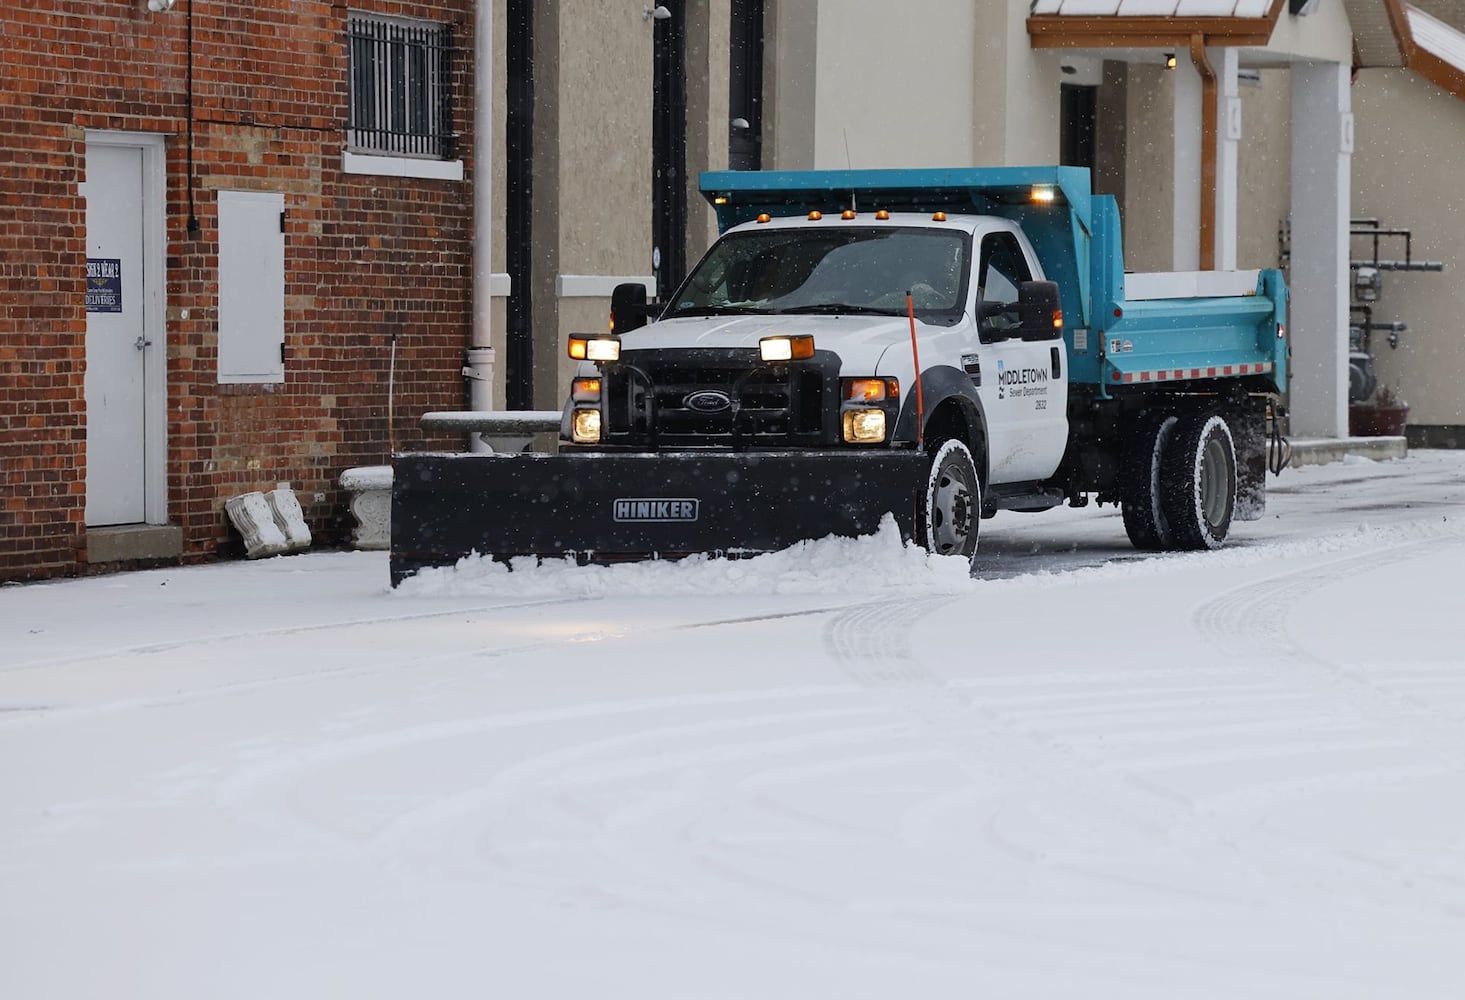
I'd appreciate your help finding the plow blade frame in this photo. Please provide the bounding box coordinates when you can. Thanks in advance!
[390,450,926,586]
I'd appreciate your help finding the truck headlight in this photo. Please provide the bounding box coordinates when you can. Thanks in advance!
[571,408,601,443]
[759,334,815,362]
[568,335,621,362]
[842,408,886,443]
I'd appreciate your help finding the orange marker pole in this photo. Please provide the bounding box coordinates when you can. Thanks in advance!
[907,290,925,449]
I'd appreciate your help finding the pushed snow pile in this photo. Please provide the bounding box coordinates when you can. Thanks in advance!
[395,514,979,598]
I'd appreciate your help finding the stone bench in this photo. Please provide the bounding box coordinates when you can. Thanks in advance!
[338,464,393,550]
[418,409,563,453]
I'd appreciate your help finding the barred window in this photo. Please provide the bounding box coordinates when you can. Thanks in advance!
[348,12,456,160]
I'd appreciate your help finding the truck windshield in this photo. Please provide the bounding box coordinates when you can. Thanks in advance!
[664,226,971,321]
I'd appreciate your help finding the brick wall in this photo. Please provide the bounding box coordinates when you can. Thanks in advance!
[0,0,477,581]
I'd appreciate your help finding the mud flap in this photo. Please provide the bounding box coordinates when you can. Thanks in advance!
[390,450,926,586]
[1233,397,1268,522]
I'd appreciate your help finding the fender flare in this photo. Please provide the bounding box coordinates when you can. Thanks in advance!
[893,364,989,477]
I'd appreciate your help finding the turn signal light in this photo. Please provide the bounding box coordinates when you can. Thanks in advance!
[759,334,815,362]
[568,335,621,362]
[1052,309,1064,329]
[571,377,601,402]
[844,378,898,402]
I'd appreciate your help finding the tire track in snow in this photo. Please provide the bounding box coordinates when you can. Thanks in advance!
[1193,537,1465,744]
[817,594,1464,920]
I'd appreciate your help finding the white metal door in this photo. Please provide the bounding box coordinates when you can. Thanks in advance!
[82,143,147,525]
[974,227,1070,484]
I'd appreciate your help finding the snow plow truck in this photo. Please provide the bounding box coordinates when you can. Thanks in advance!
[390,166,1288,585]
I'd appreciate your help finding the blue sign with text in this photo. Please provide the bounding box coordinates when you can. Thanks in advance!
[86,258,122,313]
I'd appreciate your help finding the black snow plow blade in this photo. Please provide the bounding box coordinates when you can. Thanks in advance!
[389,450,925,586]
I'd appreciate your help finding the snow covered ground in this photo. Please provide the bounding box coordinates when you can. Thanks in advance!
[3,450,1465,999]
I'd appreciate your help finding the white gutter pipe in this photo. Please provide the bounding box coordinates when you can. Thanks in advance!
[465,0,495,451]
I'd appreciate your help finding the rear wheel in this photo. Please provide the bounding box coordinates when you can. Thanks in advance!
[1160,412,1237,550]
[1120,412,1178,551]
[920,439,981,565]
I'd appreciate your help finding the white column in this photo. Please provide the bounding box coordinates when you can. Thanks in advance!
[1172,56,1202,271]
[1214,47,1240,271]
[1289,62,1352,439]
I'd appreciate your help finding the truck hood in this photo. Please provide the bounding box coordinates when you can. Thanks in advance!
[622,313,918,373]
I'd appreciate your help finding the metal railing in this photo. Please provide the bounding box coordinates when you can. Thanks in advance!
[348,15,456,159]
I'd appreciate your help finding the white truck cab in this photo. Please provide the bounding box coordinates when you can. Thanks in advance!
[579,211,1069,486]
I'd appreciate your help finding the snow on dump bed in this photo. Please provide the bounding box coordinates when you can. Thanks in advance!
[1124,269,1261,300]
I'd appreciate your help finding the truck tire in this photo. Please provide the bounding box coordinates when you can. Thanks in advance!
[1160,412,1237,551]
[920,439,981,564]
[1120,412,1178,551]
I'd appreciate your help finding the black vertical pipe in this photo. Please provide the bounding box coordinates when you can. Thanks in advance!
[504,0,534,409]
[652,1,686,299]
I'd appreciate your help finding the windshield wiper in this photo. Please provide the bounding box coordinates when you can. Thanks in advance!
[665,305,771,318]
[774,303,898,316]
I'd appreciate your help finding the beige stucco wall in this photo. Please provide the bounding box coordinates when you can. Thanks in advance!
[970,0,1061,165]
[1121,63,1292,277]
[1123,63,1175,274]
[535,2,654,409]
[1235,69,1290,272]
[811,0,976,167]
[686,0,731,259]
[766,0,1058,170]
[1352,68,1465,428]
[764,0,818,169]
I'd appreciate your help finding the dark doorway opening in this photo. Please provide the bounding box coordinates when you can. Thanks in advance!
[728,0,764,172]
[1060,83,1097,169]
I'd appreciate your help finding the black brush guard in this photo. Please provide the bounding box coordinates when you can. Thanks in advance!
[389,450,926,586]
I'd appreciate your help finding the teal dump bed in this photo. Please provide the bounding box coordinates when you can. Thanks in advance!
[700,167,1286,392]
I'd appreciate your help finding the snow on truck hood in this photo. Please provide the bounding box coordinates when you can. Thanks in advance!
[619,312,923,374]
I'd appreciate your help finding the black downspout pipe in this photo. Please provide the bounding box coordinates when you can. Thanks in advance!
[504,0,533,410]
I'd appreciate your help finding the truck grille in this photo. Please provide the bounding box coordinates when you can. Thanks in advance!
[602,348,835,447]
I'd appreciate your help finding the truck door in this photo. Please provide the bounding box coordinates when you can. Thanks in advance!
[975,228,1070,483]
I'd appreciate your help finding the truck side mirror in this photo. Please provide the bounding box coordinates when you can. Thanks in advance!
[1017,280,1063,341]
[610,282,650,334]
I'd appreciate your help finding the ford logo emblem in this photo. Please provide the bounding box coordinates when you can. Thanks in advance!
[684,390,732,413]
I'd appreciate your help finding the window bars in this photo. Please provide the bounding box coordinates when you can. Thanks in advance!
[348,14,456,159]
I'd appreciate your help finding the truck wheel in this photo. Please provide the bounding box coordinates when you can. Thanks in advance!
[920,440,981,563]
[1160,412,1237,550]
[1120,412,1178,551]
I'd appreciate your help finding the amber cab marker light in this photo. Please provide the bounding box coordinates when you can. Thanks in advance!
[875,209,890,220]
[756,213,772,224]
[841,209,857,220]
[808,210,823,221]
[931,211,947,222]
